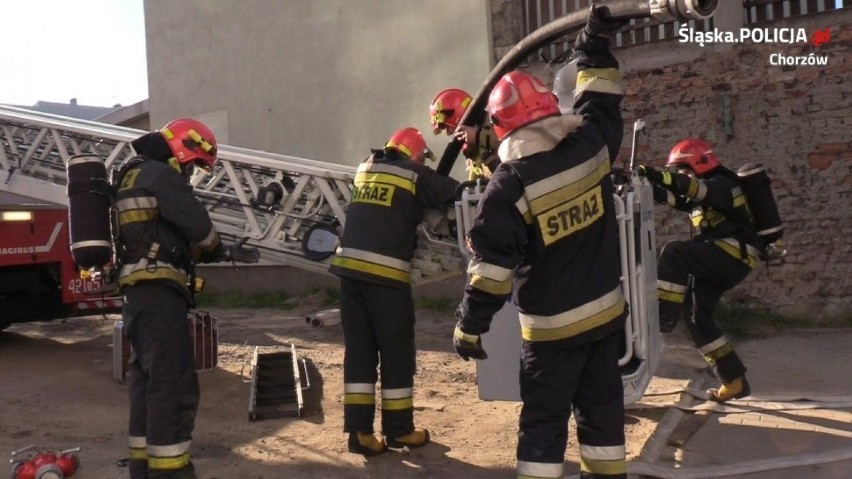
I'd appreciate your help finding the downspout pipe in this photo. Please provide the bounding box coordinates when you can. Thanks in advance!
[436,0,717,176]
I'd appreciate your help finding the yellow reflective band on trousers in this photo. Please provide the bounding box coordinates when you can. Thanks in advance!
[128,447,147,460]
[330,256,410,284]
[580,456,627,476]
[382,387,413,410]
[148,452,191,471]
[344,393,376,406]
[701,335,735,362]
[658,289,685,303]
[517,459,563,478]
[382,397,414,411]
[580,444,626,475]
[713,239,758,268]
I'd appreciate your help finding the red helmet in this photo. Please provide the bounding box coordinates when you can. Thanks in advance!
[429,88,472,135]
[385,127,434,163]
[487,70,560,140]
[160,118,218,171]
[666,138,720,176]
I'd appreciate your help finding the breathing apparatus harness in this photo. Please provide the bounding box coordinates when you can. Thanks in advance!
[109,156,199,296]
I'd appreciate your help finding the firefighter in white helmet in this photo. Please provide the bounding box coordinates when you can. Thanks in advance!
[453,5,629,479]
[638,138,759,402]
[329,127,460,455]
[115,119,260,479]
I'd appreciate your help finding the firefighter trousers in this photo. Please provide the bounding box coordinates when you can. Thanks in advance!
[339,277,417,438]
[123,281,199,479]
[517,331,626,479]
[657,240,751,382]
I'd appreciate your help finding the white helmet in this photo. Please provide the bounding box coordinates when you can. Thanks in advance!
[552,59,579,114]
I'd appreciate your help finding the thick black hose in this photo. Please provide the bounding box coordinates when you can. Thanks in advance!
[436,0,717,176]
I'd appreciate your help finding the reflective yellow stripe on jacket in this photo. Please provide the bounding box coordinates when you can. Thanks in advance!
[118,260,189,289]
[330,247,412,284]
[518,287,626,341]
[575,67,624,97]
[353,162,417,204]
[521,147,611,246]
[115,196,159,225]
[467,259,513,295]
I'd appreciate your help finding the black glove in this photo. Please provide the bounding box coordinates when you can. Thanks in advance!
[226,237,261,263]
[453,324,487,361]
[636,165,663,185]
[583,4,629,38]
[573,6,625,69]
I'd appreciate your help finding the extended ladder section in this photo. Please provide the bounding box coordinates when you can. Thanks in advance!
[0,105,464,284]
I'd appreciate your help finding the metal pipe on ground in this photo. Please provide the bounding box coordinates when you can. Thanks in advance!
[304,308,341,328]
[436,0,718,176]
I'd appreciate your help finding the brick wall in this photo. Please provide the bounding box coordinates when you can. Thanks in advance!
[489,2,851,318]
[618,21,850,319]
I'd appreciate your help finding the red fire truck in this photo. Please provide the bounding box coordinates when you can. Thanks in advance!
[0,191,121,331]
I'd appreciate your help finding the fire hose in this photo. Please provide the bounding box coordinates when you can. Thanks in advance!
[594,376,852,478]
[436,0,718,176]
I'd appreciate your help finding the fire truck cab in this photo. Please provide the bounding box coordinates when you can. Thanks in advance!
[0,191,121,331]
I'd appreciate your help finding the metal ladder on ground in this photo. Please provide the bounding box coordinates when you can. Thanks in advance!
[0,105,465,284]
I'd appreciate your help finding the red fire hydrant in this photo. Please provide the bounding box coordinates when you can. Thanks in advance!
[9,445,80,479]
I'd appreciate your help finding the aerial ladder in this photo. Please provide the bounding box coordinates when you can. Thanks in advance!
[0,105,466,285]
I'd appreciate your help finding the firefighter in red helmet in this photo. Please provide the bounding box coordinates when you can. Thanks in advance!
[638,138,759,403]
[429,88,500,180]
[115,118,260,479]
[453,6,628,478]
[330,127,459,455]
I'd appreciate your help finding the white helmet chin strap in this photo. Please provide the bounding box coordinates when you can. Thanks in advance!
[553,58,579,113]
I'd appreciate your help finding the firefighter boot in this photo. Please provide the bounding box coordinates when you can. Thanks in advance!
[658,300,682,333]
[707,376,751,403]
[348,432,387,456]
[386,427,431,449]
